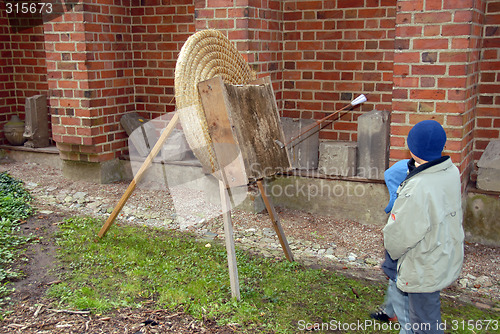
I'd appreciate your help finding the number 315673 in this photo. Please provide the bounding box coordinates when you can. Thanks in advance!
[6,2,53,14]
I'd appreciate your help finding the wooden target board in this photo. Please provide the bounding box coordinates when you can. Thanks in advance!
[198,76,291,187]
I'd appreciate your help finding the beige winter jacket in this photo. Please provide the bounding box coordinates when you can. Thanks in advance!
[383,157,464,293]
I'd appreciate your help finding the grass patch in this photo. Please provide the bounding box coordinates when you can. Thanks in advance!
[48,216,499,333]
[0,172,34,318]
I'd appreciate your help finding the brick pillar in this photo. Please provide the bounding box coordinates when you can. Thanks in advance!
[475,1,500,170]
[391,0,485,189]
[44,1,133,183]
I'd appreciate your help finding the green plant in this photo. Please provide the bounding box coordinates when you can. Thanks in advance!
[0,172,33,221]
[0,172,34,319]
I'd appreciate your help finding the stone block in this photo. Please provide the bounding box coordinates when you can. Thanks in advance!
[23,95,50,148]
[464,193,500,247]
[477,140,500,192]
[0,149,10,163]
[318,141,357,177]
[62,159,123,184]
[120,112,158,157]
[235,187,266,213]
[357,110,390,179]
[281,117,319,170]
[161,128,190,162]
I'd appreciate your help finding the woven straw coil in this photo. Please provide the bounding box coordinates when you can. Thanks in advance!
[174,29,256,173]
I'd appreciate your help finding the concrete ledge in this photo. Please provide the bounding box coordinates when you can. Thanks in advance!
[268,175,390,226]
[122,157,265,213]
[0,145,62,169]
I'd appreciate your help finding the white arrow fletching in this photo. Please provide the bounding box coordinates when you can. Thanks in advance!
[351,94,367,106]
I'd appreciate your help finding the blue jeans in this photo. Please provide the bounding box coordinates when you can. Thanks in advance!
[408,291,442,334]
[384,279,411,334]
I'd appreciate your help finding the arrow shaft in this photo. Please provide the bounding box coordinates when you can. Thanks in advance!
[284,102,352,147]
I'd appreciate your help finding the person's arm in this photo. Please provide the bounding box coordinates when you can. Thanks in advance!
[383,183,430,260]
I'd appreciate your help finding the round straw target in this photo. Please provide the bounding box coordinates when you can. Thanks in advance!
[174,29,256,172]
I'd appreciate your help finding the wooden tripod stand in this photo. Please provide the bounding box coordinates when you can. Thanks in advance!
[98,75,295,300]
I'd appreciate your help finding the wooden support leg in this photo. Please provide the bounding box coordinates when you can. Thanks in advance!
[257,179,294,262]
[219,180,241,300]
[98,113,180,238]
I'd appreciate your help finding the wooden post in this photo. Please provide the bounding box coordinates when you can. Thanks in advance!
[219,180,241,300]
[98,113,180,238]
[257,179,294,262]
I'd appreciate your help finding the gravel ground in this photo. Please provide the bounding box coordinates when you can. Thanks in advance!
[1,159,499,312]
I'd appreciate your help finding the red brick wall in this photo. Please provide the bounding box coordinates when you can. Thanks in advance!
[390,0,486,187]
[0,5,15,132]
[245,0,284,105]
[10,24,47,112]
[475,0,500,167]
[282,0,396,141]
[0,3,48,144]
[132,0,195,118]
[46,0,196,161]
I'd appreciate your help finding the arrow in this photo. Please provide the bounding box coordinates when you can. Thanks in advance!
[276,94,367,148]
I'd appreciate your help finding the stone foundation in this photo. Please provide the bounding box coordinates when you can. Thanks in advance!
[464,192,500,247]
[268,175,390,226]
[62,159,124,184]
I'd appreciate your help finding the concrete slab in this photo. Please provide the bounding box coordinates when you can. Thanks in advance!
[318,141,357,177]
[120,113,158,157]
[161,128,190,162]
[126,158,264,213]
[357,110,390,180]
[23,95,50,148]
[281,118,319,170]
[0,145,61,168]
[464,192,500,246]
[477,140,500,192]
[269,175,390,225]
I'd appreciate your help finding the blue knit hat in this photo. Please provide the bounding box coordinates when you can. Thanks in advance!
[407,120,447,162]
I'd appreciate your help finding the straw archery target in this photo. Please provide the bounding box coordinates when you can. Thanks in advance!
[174,29,256,172]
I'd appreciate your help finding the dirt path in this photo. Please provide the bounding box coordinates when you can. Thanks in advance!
[9,212,61,303]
